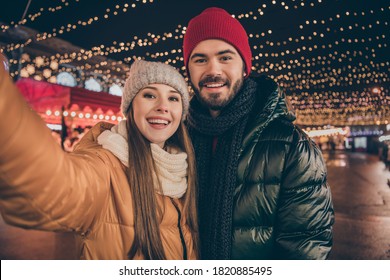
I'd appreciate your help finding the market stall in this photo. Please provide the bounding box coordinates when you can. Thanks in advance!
[15,78,122,129]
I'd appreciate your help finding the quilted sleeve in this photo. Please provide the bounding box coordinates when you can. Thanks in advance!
[275,127,335,259]
[0,56,111,234]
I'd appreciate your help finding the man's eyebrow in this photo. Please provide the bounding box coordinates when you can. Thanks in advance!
[190,49,238,60]
[190,53,206,60]
[217,49,237,56]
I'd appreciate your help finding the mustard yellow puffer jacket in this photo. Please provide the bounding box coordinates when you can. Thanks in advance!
[0,63,196,260]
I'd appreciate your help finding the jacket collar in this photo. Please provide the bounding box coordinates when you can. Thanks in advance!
[241,76,296,150]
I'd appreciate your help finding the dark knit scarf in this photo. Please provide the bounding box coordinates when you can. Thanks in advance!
[187,78,257,259]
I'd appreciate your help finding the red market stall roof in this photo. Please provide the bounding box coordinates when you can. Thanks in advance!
[15,78,122,127]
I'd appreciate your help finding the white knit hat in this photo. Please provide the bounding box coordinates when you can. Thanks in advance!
[121,60,189,119]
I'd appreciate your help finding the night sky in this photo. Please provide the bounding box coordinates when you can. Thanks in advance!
[2,0,387,64]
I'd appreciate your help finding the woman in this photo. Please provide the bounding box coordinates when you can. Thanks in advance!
[0,59,198,260]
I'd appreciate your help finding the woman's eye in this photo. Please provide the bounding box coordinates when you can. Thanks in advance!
[169,96,180,102]
[143,93,155,99]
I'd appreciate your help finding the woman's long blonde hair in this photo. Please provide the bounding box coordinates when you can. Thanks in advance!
[126,105,198,259]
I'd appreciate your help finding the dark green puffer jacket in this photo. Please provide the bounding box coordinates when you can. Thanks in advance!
[232,75,334,259]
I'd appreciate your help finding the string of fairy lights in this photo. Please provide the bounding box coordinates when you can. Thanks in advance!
[1,0,81,32]
[0,0,389,128]
[4,0,157,52]
[6,2,387,75]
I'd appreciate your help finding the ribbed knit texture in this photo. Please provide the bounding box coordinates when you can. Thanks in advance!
[183,7,252,75]
[97,120,188,198]
[187,78,257,259]
[121,60,190,118]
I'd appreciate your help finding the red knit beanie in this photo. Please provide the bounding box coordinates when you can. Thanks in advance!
[183,7,252,76]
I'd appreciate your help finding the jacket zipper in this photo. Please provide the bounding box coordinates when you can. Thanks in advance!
[170,198,188,260]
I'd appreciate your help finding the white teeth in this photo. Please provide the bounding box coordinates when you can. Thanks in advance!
[148,119,169,125]
[205,83,224,88]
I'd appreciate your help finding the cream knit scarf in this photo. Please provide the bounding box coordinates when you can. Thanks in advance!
[97,120,188,198]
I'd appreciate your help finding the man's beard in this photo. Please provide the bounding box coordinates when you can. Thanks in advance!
[191,76,244,111]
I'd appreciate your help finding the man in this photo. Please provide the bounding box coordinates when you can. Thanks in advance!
[183,7,334,260]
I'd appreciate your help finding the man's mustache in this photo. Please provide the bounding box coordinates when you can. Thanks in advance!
[199,76,230,88]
